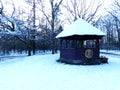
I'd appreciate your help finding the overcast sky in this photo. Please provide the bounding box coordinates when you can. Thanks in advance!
[2,0,114,12]
[1,0,114,25]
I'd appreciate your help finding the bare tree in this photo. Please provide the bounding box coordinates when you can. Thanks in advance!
[0,0,36,56]
[0,0,17,31]
[106,0,120,48]
[38,0,64,54]
[97,15,118,50]
[0,0,18,54]
[25,0,37,55]
[63,0,103,23]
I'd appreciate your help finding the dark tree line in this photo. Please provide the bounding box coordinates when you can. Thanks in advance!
[95,0,120,50]
[0,0,116,55]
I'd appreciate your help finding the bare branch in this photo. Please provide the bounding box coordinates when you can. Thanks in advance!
[42,8,51,26]
[11,0,16,17]
[86,1,103,22]
[38,1,51,26]
[0,0,4,15]
[15,35,27,45]
[63,0,104,23]
[54,0,63,13]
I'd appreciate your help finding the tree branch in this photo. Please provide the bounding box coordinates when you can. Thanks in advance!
[54,0,63,13]
[0,0,4,15]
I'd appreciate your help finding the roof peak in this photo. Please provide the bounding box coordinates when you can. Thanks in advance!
[56,18,105,38]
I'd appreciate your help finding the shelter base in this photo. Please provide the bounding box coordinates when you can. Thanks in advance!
[57,58,102,65]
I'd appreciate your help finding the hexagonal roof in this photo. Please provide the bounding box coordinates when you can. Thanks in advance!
[56,18,105,38]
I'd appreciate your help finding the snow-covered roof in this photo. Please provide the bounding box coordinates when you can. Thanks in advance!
[56,18,105,38]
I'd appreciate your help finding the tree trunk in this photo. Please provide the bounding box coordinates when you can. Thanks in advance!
[51,0,55,54]
[28,40,32,56]
[52,38,55,54]
[28,46,31,56]
[32,40,35,55]
[32,0,36,55]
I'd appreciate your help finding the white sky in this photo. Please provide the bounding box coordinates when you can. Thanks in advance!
[2,0,114,14]
[102,0,114,12]
[1,0,114,25]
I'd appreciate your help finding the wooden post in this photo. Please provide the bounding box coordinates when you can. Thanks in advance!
[66,40,68,48]
[60,39,63,49]
[96,39,99,49]
[96,39,100,57]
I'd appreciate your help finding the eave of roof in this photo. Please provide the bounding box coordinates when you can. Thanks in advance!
[56,18,105,38]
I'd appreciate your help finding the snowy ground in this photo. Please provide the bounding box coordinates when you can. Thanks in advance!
[0,51,120,90]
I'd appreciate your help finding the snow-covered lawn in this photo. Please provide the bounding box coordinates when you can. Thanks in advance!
[0,52,120,90]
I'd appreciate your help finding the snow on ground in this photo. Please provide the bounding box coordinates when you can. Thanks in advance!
[0,51,120,90]
[101,49,120,55]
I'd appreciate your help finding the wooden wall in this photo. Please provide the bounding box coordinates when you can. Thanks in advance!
[60,48,99,60]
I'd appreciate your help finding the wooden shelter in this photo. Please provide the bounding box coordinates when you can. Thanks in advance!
[56,18,105,65]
